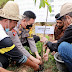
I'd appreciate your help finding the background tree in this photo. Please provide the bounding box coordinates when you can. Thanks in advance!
[34,0,52,12]
[0,0,14,8]
[33,0,52,62]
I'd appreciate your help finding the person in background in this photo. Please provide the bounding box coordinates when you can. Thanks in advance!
[47,13,68,55]
[48,13,66,42]
[50,13,67,55]
[54,13,65,40]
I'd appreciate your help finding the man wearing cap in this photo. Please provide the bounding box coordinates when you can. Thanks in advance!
[49,13,66,55]
[54,13,65,40]
[7,11,41,65]
[0,1,40,71]
[40,3,72,72]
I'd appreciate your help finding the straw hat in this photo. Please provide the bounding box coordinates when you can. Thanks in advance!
[60,3,72,17]
[57,3,72,20]
[0,1,22,20]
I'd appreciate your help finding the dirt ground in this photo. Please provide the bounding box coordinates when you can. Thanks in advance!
[14,65,53,72]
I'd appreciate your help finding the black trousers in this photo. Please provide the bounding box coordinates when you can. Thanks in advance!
[0,54,9,68]
[0,62,3,67]
[0,35,40,68]
[22,35,40,47]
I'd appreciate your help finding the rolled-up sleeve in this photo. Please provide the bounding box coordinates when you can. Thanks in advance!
[7,31,31,58]
[19,55,27,63]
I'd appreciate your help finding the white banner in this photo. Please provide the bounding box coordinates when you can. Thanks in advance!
[35,26,54,34]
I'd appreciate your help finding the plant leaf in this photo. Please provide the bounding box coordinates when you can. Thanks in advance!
[39,0,45,8]
[48,5,52,13]
[34,0,36,5]
[44,1,50,6]
[44,1,52,13]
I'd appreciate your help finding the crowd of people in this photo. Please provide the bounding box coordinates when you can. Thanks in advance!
[0,1,72,72]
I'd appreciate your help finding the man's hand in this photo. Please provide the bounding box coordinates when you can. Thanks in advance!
[34,64,39,71]
[35,51,41,60]
[43,53,48,61]
[36,54,41,60]
[33,58,41,65]
[40,37,48,43]
[51,51,56,55]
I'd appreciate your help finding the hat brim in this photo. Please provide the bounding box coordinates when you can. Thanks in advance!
[0,9,22,21]
[56,16,63,20]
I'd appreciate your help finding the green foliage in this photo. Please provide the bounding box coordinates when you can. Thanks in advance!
[24,40,58,72]
[44,52,58,72]
[7,35,57,72]
[36,41,58,72]
[45,35,49,40]
[7,40,58,72]
[33,0,36,5]
[27,68,33,72]
[33,0,52,13]
[7,66,18,71]
[0,0,14,8]
[39,0,45,8]
[24,46,36,57]
[44,0,52,13]
[36,41,43,56]
[48,5,52,13]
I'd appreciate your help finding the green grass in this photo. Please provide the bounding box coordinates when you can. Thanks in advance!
[0,0,14,8]
[24,41,58,72]
[36,41,58,72]
[7,40,58,72]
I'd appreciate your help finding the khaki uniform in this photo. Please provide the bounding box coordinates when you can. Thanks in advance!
[7,22,37,58]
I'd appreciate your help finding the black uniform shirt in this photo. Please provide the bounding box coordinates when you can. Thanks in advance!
[46,24,72,52]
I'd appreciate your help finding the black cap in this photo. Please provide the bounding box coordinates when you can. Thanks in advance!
[56,16,63,20]
[55,13,60,19]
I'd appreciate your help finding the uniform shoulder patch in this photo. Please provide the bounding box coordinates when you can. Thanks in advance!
[12,29,17,36]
